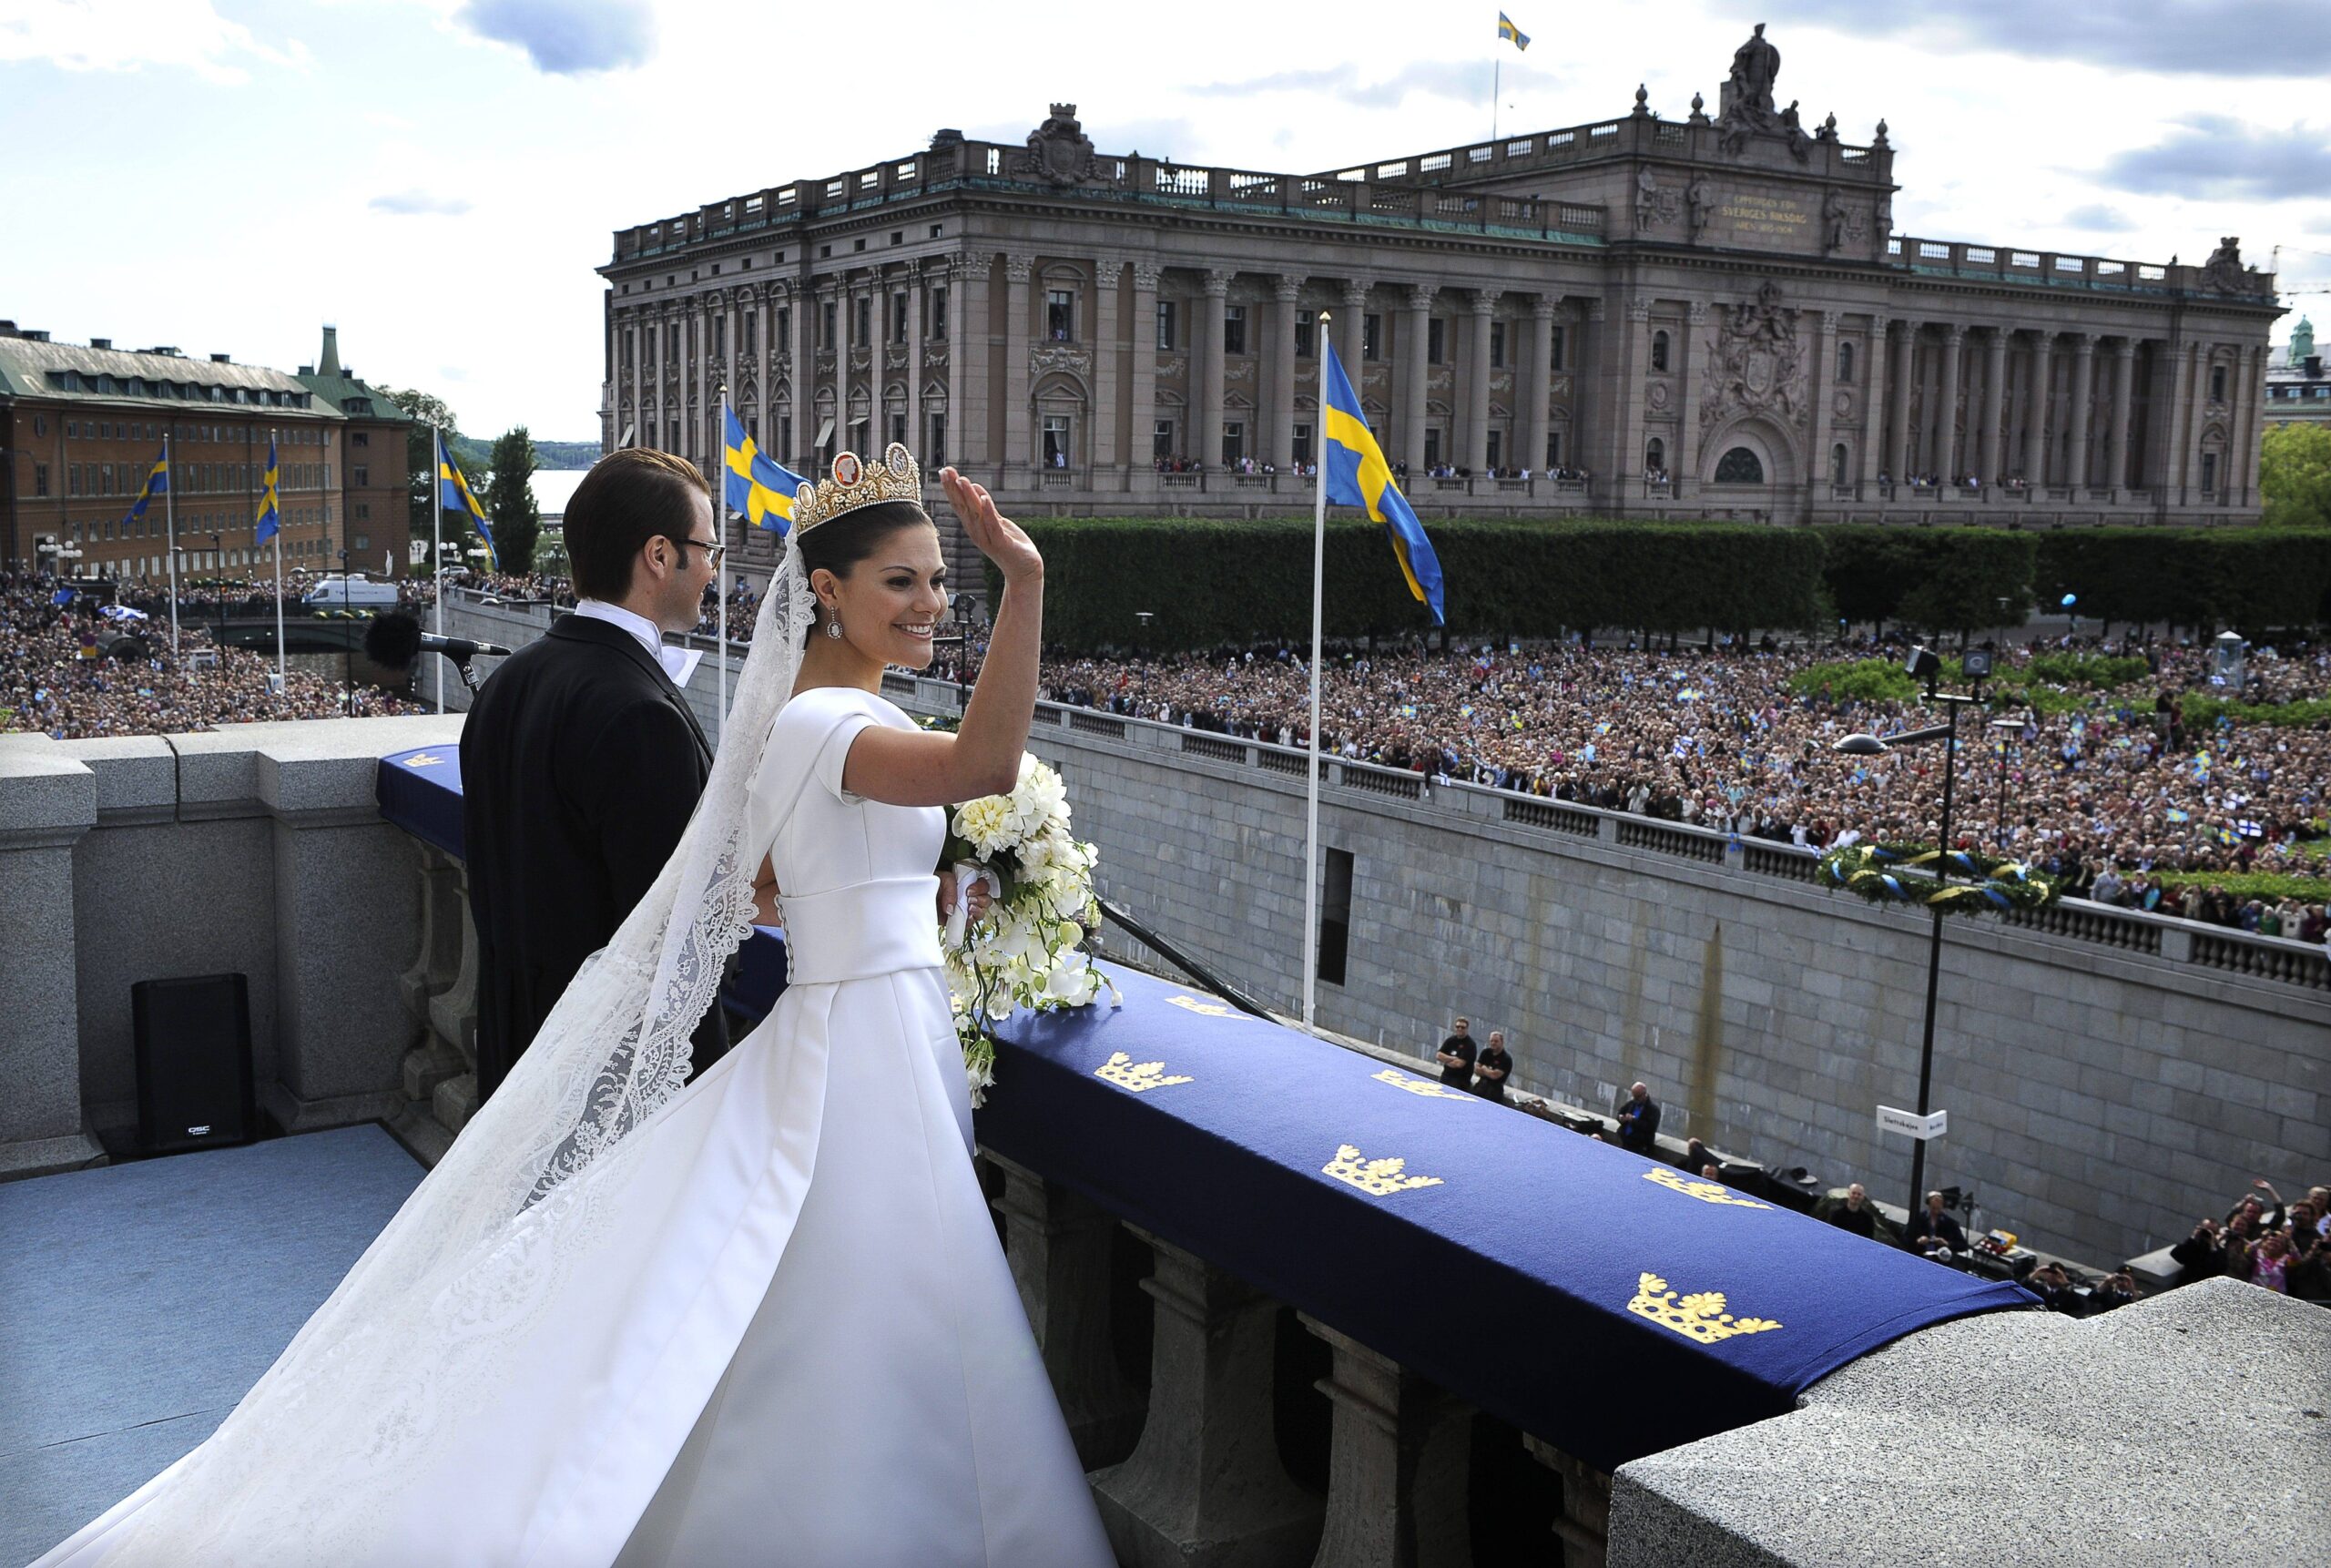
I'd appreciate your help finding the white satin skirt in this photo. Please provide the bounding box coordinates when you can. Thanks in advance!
[36,962,1112,1568]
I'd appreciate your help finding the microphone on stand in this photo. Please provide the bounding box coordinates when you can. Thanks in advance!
[363,611,510,693]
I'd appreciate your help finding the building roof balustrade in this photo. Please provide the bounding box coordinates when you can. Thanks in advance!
[1888,234,2269,303]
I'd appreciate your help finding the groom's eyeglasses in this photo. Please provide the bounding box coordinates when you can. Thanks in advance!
[670,534,727,567]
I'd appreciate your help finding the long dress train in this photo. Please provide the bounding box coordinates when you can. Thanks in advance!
[34,685,1112,1566]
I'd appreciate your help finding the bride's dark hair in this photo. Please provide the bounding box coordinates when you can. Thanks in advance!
[797,501,939,645]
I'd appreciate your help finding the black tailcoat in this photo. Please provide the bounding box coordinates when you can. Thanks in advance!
[460,614,730,1102]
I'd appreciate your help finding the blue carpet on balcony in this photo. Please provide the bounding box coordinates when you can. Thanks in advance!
[0,1125,422,1562]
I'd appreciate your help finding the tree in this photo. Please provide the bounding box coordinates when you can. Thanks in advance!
[485,427,542,575]
[2261,422,2331,529]
[382,386,461,551]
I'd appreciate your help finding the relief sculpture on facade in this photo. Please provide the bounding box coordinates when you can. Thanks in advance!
[1701,280,1807,432]
[1011,104,1098,188]
[1030,344,1093,378]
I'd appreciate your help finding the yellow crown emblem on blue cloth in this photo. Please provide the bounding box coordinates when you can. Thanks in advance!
[791,443,924,534]
[1094,1051,1194,1093]
[1322,1143,1443,1196]
[1625,1272,1782,1343]
[1642,1166,1773,1209]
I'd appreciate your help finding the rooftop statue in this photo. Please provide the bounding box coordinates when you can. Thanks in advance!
[1716,24,1786,156]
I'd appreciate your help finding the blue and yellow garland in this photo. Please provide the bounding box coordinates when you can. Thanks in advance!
[1817,842,2065,916]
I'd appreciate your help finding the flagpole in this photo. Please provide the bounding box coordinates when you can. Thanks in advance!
[1492,55,1501,140]
[1302,326,1330,1035]
[162,432,180,657]
[430,422,445,713]
[715,385,728,750]
[270,430,286,687]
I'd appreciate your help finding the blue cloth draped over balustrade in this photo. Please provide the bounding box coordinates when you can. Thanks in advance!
[377,746,2032,1473]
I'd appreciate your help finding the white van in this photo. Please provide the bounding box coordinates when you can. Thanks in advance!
[300,575,402,610]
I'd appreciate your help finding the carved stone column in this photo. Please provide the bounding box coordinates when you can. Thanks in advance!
[904,266,924,463]
[1300,1316,1474,1568]
[2065,332,2098,488]
[2106,337,2136,495]
[1522,1436,1612,1568]
[1200,269,1232,471]
[1339,279,1370,383]
[1465,289,1500,475]
[1003,253,1035,482]
[1090,1230,1323,1568]
[1886,320,1915,479]
[1403,285,1435,476]
[2023,331,2053,486]
[985,1153,1146,1469]
[1526,296,1557,480]
[2231,342,2265,506]
[1859,314,1889,486]
[1575,297,1604,488]
[399,845,466,1103]
[1617,297,1653,494]
[1092,260,1125,479]
[1932,324,1965,481]
[1807,309,1837,496]
[1979,326,2010,485]
[426,890,481,1136]
[790,280,817,467]
[1271,275,1303,471]
[1130,262,1161,479]
[1673,300,1707,497]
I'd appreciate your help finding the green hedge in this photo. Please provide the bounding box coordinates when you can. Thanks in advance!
[1000,517,1827,650]
[992,517,2331,653]
[2148,870,2331,904]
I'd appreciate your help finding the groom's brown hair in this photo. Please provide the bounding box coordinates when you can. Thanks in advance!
[565,448,711,602]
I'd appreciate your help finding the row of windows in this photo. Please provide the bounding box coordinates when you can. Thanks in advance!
[1137,303,1574,372]
[101,536,339,574]
[62,462,331,496]
[2268,383,2330,399]
[66,506,331,545]
[48,417,331,447]
[43,370,311,408]
[623,290,957,369]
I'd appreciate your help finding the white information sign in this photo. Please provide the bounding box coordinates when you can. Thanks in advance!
[1876,1105,1949,1141]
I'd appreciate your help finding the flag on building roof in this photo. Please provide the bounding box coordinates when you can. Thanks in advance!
[722,405,807,532]
[437,433,496,569]
[1497,11,1530,49]
[1322,340,1445,625]
[255,436,281,545]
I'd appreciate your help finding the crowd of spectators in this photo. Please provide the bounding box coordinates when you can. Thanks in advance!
[1037,634,2331,922]
[2,573,419,738]
[2169,1181,2331,1300]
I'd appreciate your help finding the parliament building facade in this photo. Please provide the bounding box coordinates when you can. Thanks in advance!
[598,33,2283,585]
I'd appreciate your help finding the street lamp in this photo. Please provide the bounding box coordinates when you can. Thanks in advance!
[1831,644,1990,1227]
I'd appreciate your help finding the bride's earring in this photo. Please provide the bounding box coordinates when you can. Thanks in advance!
[826,615,843,640]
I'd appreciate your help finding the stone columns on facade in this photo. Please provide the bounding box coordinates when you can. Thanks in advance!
[1674,300,1707,496]
[1932,324,1965,481]
[2106,337,2136,494]
[1859,315,1889,486]
[791,280,817,467]
[1339,280,1370,388]
[1200,269,1231,472]
[2024,331,2053,486]
[1886,320,1915,479]
[1526,295,1557,480]
[1619,297,1653,488]
[1402,286,1435,475]
[903,268,924,465]
[952,253,992,477]
[1300,1316,1474,1568]
[1093,260,1125,479]
[2231,343,2265,506]
[2065,332,2097,489]
[1271,275,1303,471]
[1807,310,1837,494]
[1130,262,1161,479]
[1465,290,1501,475]
[1003,253,1035,479]
[1089,1230,1323,1568]
[985,1154,1146,1469]
[1979,326,2010,485]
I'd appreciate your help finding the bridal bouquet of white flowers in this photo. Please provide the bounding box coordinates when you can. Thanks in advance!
[940,753,1118,1106]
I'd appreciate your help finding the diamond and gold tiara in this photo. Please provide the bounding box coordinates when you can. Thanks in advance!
[793,443,925,534]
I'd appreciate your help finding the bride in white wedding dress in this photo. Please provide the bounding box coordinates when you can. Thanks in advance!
[34,453,1115,1566]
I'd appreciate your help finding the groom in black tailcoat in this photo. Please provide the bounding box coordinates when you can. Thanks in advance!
[461,447,730,1104]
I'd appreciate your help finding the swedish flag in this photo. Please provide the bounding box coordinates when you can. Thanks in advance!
[722,406,807,533]
[1322,341,1445,626]
[121,448,168,530]
[1498,11,1529,49]
[255,437,280,545]
[437,434,497,570]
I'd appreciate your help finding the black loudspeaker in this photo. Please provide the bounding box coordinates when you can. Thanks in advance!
[131,973,256,1154]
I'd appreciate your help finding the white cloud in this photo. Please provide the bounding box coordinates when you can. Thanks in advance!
[370,190,473,216]
[455,0,652,74]
[0,0,307,84]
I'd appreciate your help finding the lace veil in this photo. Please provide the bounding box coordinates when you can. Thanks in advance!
[85,529,819,1559]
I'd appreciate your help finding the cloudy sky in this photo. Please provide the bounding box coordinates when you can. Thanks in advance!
[4,0,2326,443]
